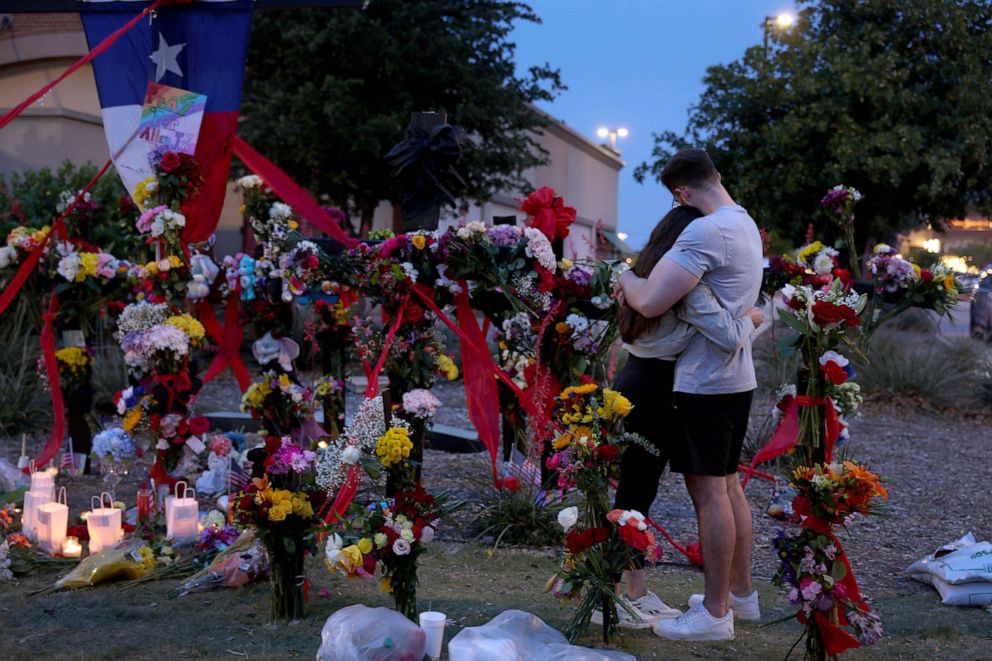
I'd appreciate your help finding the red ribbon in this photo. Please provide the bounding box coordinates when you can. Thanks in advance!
[521,186,576,242]
[232,136,359,250]
[27,293,65,473]
[797,514,868,655]
[153,370,193,412]
[199,295,251,392]
[743,394,841,488]
[0,2,164,133]
[0,160,113,317]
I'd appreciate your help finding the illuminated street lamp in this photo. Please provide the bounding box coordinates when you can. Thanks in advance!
[597,126,629,151]
[763,11,796,55]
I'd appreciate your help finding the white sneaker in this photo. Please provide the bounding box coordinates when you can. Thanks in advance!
[590,592,679,629]
[653,602,734,641]
[688,590,761,621]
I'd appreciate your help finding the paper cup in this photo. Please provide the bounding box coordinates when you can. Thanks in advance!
[419,611,446,660]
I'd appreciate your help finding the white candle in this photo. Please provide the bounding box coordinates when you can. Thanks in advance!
[62,536,82,558]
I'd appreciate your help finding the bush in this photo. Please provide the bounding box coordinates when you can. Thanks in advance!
[854,331,992,409]
[468,478,568,550]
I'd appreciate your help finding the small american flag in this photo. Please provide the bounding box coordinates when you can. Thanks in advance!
[227,456,252,495]
[59,452,81,476]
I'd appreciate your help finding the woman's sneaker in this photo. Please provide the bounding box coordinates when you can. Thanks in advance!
[687,590,760,620]
[590,592,681,629]
[653,602,734,641]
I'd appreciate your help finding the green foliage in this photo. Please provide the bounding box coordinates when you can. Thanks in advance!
[468,480,567,550]
[854,331,991,409]
[0,160,137,256]
[636,0,992,246]
[0,298,50,435]
[241,0,565,229]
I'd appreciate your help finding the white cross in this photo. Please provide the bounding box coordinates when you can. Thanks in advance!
[149,33,185,82]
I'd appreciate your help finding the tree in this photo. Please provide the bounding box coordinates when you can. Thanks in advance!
[635,0,992,249]
[241,0,564,235]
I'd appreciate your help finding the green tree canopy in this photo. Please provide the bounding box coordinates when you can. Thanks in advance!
[241,0,564,234]
[635,0,992,249]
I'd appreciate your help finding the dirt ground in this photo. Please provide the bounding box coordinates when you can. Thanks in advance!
[2,378,991,659]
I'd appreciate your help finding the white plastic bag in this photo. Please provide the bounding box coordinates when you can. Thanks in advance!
[447,610,636,661]
[907,532,992,606]
[316,604,426,661]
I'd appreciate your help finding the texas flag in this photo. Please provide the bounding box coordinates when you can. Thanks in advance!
[79,0,254,242]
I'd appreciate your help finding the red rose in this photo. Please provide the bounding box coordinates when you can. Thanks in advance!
[404,301,425,325]
[595,445,619,462]
[264,435,283,454]
[832,268,852,286]
[618,525,650,551]
[820,360,848,385]
[189,416,210,435]
[362,553,377,574]
[921,269,933,282]
[160,152,181,173]
[304,254,320,269]
[811,300,860,327]
[503,476,522,492]
[565,527,610,554]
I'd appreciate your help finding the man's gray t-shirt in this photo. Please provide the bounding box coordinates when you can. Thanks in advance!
[663,204,763,394]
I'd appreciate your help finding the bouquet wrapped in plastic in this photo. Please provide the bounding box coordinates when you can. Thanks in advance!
[37,540,154,593]
[171,530,268,597]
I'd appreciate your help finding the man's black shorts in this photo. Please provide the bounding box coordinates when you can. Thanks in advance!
[669,390,754,476]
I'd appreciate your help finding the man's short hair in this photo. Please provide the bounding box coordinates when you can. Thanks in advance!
[661,148,719,192]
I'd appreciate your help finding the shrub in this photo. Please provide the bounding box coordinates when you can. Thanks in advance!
[468,478,568,551]
[0,298,50,435]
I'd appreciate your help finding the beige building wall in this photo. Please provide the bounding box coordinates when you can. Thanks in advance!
[1,14,623,262]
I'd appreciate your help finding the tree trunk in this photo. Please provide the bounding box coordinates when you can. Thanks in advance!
[391,201,404,235]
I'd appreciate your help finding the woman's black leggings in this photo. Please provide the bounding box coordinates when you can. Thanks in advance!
[612,355,676,567]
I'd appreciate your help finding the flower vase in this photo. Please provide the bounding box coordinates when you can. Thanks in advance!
[267,531,306,621]
[100,461,127,501]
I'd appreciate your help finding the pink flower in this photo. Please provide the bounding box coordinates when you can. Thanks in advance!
[137,205,167,233]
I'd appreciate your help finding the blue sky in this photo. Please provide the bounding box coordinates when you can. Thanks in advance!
[513,0,797,249]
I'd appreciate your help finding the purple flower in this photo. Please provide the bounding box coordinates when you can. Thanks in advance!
[485,224,522,247]
[267,439,316,475]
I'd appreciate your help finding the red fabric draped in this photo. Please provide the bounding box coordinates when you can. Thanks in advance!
[182,112,239,242]
[231,136,359,250]
[29,294,66,472]
[743,394,841,488]
[199,295,251,392]
[0,160,113,317]
[0,2,163,132]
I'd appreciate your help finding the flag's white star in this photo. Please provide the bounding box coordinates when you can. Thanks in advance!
[149,33,185,82]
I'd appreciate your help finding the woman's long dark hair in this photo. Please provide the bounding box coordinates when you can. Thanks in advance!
[618,206,703,343]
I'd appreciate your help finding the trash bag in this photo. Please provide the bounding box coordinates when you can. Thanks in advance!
[316,604,426,661]
[447,610,635,661]
[906,532,992,606]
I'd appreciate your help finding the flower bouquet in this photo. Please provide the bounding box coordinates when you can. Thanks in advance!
[91,427,137,498]
[240,370,315,438]
[773,461,888,659]
[233,435,324,620]
[543,383,652,642]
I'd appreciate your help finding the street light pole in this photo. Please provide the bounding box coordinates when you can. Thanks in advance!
[596,126,628,153]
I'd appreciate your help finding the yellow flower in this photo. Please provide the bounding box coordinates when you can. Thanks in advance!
[561,383,597,400]
[336,545,363,574]
[77,252,99,281]
[376,426,413,468]
[411,235,427,250]
[145,260,158,275]
[168,255,182,268]
[379,576,393,593]
[437,354,459,381]
[287,219,299,230]
[132,176,158,210]
[238,205,247,215]
[123,406,143,432]
[552,433,572,450]
[598,388,633,418]
[267,504,288,522]
[165,314,206,345]
[943,275,955,291]
[560,258,573,270]
[357,537,373,554]
[797,241,824,265]
[555,321,571,334]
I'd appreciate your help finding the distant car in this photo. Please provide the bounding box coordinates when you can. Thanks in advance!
[971,276,992,341]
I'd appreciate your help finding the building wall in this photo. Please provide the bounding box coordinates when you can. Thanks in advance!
[1,13,622,262]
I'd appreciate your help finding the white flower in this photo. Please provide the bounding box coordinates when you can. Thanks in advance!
[818,350,848,367]
[374,532,388,549]
[558,506,578,532]
[57,251,81,281]
[523,227,557,272]
[0,245,16,269]
[392,538,411,556]
[400,261,418,283]
[150,218,165,237]
[400,528,415,542]
[813,252,835,275]
[419,525,434,543]
[269,202,293,222]
[456,220,487,239]
[235,174,264,190]
[325,533,344,564]
[341,446,360,465]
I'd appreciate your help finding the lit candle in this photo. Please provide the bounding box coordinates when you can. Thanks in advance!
[62,536,82,558]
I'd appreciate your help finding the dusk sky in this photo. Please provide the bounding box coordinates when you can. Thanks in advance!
[513,0,798,249]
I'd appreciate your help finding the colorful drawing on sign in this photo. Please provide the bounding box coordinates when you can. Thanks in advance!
[138,82,206,155]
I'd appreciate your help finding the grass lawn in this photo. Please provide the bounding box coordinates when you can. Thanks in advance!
[2,541,989,660]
